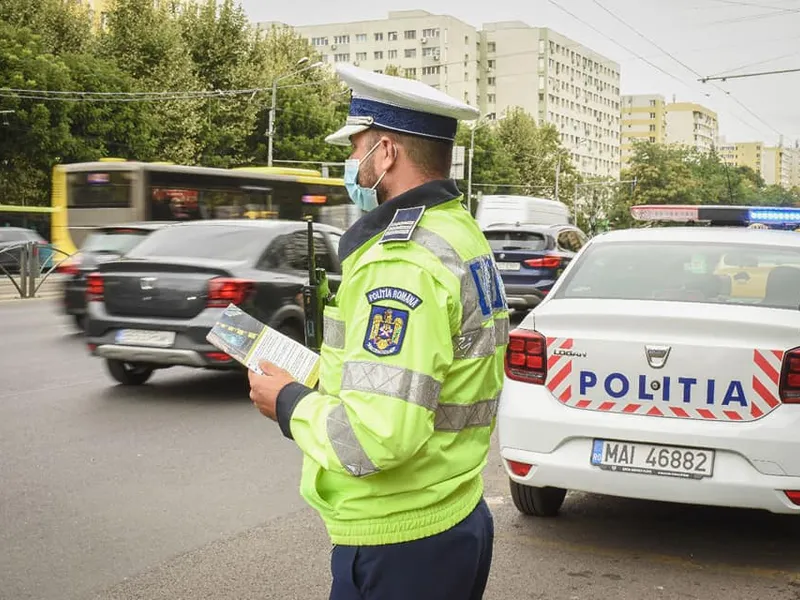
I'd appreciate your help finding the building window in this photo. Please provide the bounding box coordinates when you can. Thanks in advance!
[422,46,439,57]
[649,99,656,107]
[487,42,496,53]
[488,94,496,103]
[355,33,367,43]
[649,125,656,132]
[311,37,328,47]
[405,48,417,58]
[333,35,350,44]
[404,30,416,40]
[388,49,398,59]
[539,39,545,53]
[405,67,417,78]
[465,35,469,44]
[422,66,441,75]
[334,53,350,62]
[356,52,367,61]
[650,137,656,142]
[388,31,398,41]
[374,51,384,60]
[374,69,383,74]
[422,28,440,38]
[374,32,384,41]
[488,77,496,85]
[650,112,656,118]
[487,59,495,69]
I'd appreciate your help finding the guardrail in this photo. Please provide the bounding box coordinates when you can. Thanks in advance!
[0,241,74,299]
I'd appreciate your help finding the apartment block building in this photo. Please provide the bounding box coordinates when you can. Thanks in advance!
[620,94,667,165]
[665,102,719,152]
[291,10,479,107]
[479,22,621,179]
[277,12,622,180]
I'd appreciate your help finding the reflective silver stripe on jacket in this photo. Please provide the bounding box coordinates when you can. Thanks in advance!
[341,361,441,411]
[327,403,378,477]
[453,317,510,359]
[411,227,509,357]
[434,398,498,432]
[323,315,345,349]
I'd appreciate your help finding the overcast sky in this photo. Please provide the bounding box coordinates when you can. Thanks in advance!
[240,0,800,148]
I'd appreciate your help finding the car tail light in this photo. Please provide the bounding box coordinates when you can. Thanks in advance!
[207,278,254,308]
[784,491,800,505]
[507,460,533,477]
[779,348,800,404]
[524,255,561,269]
[505,329,547,385]
[56,257,81,275]
[86,273,104,302]
[205,352,233,363]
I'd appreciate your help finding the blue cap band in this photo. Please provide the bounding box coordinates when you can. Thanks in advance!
[349,97,458,142]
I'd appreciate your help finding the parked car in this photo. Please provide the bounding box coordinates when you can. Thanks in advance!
[84,219,344,385]
[60,223,172,330]
[499,226,800,518]
[483,223,588,311]
[0,227,47,274]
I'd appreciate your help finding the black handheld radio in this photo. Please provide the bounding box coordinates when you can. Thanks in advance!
[302,218,330,353]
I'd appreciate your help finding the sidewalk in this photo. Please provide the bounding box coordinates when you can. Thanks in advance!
[0,273,65,302]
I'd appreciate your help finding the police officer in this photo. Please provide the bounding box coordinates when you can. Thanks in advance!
[248,63,509,600]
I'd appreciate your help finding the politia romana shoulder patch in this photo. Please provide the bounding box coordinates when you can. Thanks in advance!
[365,286,422,310]
[363,305,409,356]
[379,206,425,244]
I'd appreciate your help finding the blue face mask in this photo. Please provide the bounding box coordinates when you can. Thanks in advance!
[344,140,389,212]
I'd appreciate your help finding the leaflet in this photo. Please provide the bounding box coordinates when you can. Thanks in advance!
[206,303,320,388]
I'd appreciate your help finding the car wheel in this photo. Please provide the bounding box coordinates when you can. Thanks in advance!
[105,359,154,386]
[509,479,567,517]
[278,322,305,345]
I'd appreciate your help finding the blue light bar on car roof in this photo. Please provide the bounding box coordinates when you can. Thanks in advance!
[748,208,800,223]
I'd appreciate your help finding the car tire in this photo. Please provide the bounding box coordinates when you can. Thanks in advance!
[105,359,154,386]
[278,322,305,345]
[509,479,567,517]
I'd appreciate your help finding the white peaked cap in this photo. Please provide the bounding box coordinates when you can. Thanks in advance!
[326,63,480,146]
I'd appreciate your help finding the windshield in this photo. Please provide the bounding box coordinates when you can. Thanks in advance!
[484,230,548,251]
[80,230,150,254]
[555,241,800,310]
[126,224,270,262]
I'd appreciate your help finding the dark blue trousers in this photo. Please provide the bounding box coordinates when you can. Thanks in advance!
[329,498,494,600]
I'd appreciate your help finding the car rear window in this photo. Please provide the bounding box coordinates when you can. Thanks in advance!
[125,224,269,261]
[80,229,150,254]
[555,241,800,309]
[484,230,548,252]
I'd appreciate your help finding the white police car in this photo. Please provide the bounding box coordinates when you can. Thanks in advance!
[499,223,800,517]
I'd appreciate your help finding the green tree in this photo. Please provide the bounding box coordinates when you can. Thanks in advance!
[0,21,74,206]
[0,0,94,55]
[178,0,263,166]
[455,122,520,205]
[495,107,578,202]
[246,26,350,168]
[99,0,203,163]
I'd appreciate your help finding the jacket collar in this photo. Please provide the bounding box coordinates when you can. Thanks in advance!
[338,179,461,262]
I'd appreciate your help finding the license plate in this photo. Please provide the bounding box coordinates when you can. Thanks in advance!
[590,439,715,480]
[115,329,176,348]
[496,262,520,271]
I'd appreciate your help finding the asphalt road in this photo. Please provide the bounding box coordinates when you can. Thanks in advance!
[2,299,800,600]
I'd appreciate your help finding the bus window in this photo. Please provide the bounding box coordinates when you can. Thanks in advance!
[67,171,133,208]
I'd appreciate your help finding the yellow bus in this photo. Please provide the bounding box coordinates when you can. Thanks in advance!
[50,159,354,255]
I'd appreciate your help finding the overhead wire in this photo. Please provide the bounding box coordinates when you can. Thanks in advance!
[577,0,786,138]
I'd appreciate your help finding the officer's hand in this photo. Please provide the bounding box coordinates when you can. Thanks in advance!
[248,361,296,421]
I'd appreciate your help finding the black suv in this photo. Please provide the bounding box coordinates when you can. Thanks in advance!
[483,223,588,311]
[84,220,344,385]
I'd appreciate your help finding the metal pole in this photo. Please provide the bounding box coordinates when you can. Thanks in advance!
[467,126,476,215]
[267,79,278,168]
[554,156,561,203]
